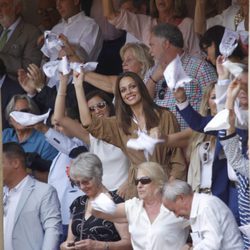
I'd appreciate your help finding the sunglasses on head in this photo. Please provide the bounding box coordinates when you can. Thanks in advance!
[158,80,167,100]
[135,176,152,186]
[89,101,107,112]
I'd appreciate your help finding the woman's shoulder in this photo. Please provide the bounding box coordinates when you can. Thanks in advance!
[70,195,88,211]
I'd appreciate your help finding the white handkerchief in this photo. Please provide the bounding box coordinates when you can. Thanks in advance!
[70,62,98,73]
[41,31,63,60]
[10,110,51,126]
[204,109,230,132]
[91,193,117,215]
[127,130,164,160]
[222,60,246,77]
[163,55,192,91]
[43,56,71,78]
[239,224,250,240]
[219,28,239,58]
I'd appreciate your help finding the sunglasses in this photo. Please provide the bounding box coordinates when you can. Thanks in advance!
[89,101,107,112]
[158,80,167,100]
[135,176,152,186]
[15,108,30,113]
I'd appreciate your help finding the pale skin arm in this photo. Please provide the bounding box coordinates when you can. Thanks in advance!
[60,220,76,250]
[73,70,92,127]
[53,73,90,144]
[84,71,117,94]
[194,0,207,36]
[166,128,193,148]
[102,0,119,20]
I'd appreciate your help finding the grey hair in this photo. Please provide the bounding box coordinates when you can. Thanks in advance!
[163,180,192,201]
[151,23,184,49]
[5,94,40,121]
[70,152,103,184]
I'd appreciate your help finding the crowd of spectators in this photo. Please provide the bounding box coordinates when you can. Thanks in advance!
[1,0,249,249]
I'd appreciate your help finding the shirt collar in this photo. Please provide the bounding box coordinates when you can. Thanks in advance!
[0,74,6,88]
[5,16,21,32]
[189,193,200,220]
[62,11,85,24]
[5,175,29,193]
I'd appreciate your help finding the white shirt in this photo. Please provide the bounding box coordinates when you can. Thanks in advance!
[190,193,244,250]
[4,176,29,250]
[45,129,85,224]
[89,135,129,191]
[125,198,189,250]
[51,11,103,61]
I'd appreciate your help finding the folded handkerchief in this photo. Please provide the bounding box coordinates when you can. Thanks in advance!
[43,56,71,78]
[204,109,230,132]
[10,110,51,126]
[222,60,246,77]
[91,193,117,215]
[70,62,98,73]
[239,224,250,240]
[219,28,239,58]
[41,31,63,60]
[163,55,192,91]
[127,130,164,160]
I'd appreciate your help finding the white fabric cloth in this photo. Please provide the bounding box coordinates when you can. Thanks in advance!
[4,176,29,250]
[163,55,192,91]
[239,224,250,240]
[125,198,189,250]
[10,110,50,126]
[222,60,246,77]
[51,11,103,61]
[89,135,129,191]
[45,129,84,224]
[204,109,230,132]
[190,193,244,250]
[91,193,117,214]
[127,130,164,161]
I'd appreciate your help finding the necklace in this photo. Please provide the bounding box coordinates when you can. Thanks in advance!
[234,9,244,30]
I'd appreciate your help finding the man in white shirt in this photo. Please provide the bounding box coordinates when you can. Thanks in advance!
[3,142,62,250]
[162,180,244,250]
[51,0,103,62]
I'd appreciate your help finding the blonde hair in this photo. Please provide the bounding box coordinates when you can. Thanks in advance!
[120,42,154,78]
[136,162,166,192]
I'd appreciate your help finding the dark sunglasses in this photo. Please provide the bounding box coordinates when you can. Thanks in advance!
[158,80,167,100]
[135,176,152,186]
[15,108,30,113]
[89,101,107,112]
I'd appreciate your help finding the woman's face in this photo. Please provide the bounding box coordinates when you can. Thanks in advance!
[87,96,110,118]
[122,48,143,75]
[136,169,158,200]
[119,76,142,106]
[72,177,100,198]
[208,87,217,115]
[155,0,174,12]
[203,42,216,65]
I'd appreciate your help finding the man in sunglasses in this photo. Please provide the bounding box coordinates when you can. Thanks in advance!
[162,180,244,250]
[147,23,217,130]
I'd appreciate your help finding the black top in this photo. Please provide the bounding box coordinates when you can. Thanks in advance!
[70,191,123,242]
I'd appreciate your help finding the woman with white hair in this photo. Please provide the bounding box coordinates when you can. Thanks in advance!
[92,162,189,250]
[60,152,131,250]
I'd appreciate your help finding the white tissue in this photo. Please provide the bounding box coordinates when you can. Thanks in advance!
[222,60,245,77]
[127,130,164,160]
[163,55,192,91]
[10,109,51,126]
[204,109,230,132]
[91,193,117,215]
[70,62,98,73]
[41,31,63,60]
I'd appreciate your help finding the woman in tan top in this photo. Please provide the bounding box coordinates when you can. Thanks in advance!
[74,71,186,198]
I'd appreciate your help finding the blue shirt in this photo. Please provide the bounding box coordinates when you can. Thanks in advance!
[3,128,58,161]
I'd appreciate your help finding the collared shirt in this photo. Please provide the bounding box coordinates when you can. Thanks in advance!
[125,197,189,250]
[4,176,29,250]
[0,74,6,88]
[1,17,21,41]
[51,11,103,61]
[154,52,217,130]
[189,193,244,250]
[3,128,58,161]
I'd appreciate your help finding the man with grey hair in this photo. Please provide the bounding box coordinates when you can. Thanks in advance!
[162,180,244,250]
[147,23,217,130]
[0,0,42,79]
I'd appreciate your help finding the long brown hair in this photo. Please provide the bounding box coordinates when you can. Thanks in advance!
[114,72,162,135]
